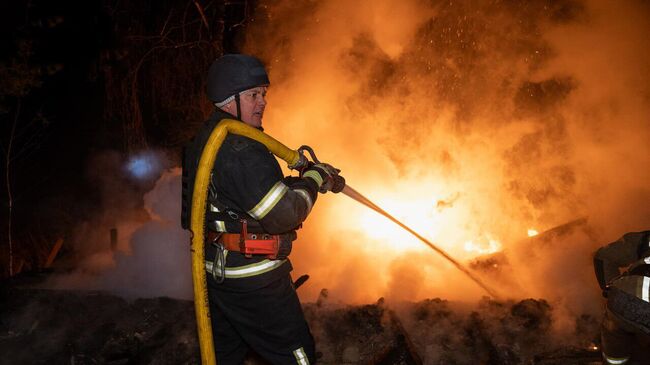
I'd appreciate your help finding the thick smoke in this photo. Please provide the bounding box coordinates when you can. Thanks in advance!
[240,0,650,320]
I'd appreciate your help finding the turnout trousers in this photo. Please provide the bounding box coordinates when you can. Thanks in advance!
[206,274,316,365]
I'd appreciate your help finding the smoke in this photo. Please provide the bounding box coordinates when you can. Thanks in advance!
[240,0,650,319]
[92,168,192,299]
[47,153,192,300]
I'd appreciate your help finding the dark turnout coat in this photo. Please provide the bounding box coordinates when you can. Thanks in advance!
[182,108,320,291]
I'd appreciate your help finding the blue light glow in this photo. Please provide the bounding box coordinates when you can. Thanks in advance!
[126,152,161,180]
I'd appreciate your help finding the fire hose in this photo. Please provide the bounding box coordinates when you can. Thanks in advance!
[189,120,499,364]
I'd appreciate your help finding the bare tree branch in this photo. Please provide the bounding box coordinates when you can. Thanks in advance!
[160,9,174,36]
[193,1,210,32]
[5,98,21,276]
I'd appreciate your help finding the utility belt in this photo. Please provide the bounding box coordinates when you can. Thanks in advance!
[207,220,296,260]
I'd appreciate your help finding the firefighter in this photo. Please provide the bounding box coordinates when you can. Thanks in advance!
[182,54,341,364]
[594,230,650,364]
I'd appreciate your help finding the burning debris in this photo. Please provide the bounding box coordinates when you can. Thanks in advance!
[0,283,603,364]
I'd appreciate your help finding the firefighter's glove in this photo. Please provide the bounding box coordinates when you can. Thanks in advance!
[304,163,345,194]
[319,163,346,193]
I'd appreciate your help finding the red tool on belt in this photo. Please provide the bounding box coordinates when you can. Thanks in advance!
[237,220,280,258]
[208,220,293,260]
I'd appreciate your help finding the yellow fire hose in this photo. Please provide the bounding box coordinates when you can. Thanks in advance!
[190,119,300,365]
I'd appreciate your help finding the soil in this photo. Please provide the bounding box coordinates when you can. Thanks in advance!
[0,274,605,365]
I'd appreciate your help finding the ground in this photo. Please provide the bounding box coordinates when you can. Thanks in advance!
[0,274,604,365]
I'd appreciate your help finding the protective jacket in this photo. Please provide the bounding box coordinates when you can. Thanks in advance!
[594,230,650,304]
[183,108,320,291]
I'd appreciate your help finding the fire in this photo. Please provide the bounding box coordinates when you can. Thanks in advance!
[328,179,507,261]
[248,0,650,304]
[358,198,438,252]
[463,238,502,255]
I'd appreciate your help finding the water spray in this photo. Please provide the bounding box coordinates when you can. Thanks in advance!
[297,145,500,299]
[341,184,500,299]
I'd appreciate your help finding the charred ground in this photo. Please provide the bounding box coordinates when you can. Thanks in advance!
[0,277,603,365]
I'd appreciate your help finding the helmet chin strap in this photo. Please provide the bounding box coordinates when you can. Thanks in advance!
[235,93,241,120]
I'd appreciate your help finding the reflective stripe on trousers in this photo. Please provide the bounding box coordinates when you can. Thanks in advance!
[293,347,310,365]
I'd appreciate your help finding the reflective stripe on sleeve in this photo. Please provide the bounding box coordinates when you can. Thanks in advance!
[603,354,629,364]
[642,276,650,302]
[294,189,313,213]
[248,181,289,220]
[303,170,323,188]
[205,258,287,279]
[293,347,310,365]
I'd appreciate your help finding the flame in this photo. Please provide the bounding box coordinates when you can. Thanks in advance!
[358,198,438,253]
[325,179,507,260]
[463,238,502,255]
[246,0,650,304]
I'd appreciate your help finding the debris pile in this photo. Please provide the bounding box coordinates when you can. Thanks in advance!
[0,283,602,364]
[0,286,197,365]
[307,295,601,365]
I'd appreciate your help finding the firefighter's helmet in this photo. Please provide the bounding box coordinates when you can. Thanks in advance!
[207,54,270,103]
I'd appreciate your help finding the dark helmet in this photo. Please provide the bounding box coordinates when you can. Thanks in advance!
[207,54,270,103]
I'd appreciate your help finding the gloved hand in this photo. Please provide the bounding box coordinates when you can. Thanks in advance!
[304,163,345,194]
